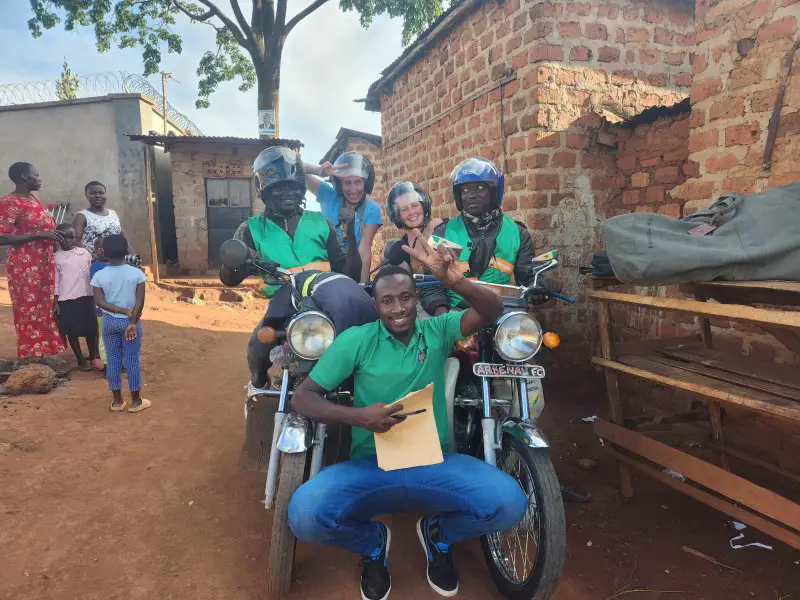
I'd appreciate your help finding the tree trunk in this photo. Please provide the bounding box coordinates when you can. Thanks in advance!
[256,49,282,139]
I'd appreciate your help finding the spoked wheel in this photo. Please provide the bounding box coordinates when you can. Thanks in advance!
[481,434,566,600]
[266,451,307,598]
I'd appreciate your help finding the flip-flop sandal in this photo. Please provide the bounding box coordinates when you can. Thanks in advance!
[79,363,93,372]
[90,359,104,371]
[128,399,152,414]
[110,400,128,412]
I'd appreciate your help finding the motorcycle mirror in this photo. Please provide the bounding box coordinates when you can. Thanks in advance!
[383,238,401,262]
[220,239,250,269]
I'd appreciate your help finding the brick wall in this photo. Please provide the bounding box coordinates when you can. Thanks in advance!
[612,109,691,216]
[674,0,800,210]
[170,144,261,274]
[376,0,694,353]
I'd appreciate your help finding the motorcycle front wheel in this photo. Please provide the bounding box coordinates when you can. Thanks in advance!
[481,434,566,600]
[266,451,307,598]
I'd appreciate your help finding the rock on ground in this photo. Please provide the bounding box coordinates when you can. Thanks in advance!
[15,356,71,377]
[5,364,58,395]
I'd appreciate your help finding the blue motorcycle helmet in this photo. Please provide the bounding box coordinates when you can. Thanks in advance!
[449,157,505,211]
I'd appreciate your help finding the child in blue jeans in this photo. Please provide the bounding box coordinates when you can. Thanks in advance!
[90,234,150,413]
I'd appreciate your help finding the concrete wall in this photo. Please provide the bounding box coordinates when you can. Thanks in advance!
[0,94,183,264]
[169,144,261,274]
[375,0,694,356]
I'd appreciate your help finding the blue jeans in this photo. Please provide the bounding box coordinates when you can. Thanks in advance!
[288,453,528,556]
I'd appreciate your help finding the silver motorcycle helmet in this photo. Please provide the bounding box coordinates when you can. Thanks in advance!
[332,151,375,197]
[253,146,307,202]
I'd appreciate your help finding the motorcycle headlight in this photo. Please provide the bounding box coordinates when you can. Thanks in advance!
[286,311,336,360]
[494,311,543,362]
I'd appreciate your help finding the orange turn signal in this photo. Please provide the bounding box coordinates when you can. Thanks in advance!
[257,326,279,344]
[455,335,475,352]
[542,332,560,349]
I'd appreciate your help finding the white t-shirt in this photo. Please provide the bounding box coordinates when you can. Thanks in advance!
[80,208,121,254]
[90,264,146,318]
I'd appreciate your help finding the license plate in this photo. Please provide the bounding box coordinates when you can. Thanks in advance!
[473,363,546,379]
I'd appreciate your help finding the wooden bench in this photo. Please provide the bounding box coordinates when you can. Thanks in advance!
[589,281,800,550]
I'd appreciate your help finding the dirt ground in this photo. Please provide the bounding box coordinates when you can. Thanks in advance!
[1,277,798,600]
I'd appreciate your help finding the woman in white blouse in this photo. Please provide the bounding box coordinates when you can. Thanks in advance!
[73,181,132,256]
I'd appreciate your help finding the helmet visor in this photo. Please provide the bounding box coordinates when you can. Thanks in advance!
[254,147,301,192]
[333,153,370,180]
[388,182,426,228]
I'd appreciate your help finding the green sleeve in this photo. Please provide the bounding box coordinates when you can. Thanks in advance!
[308,328,360,391]
[428,310,468,348]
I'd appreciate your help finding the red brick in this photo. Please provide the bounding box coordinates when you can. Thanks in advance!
[509,136,527,153]
[631,172,650,187]
[565,132,589,149]
[506,34,523,53]
[535,66,553,83]
[598,46,621,62]
[598,3,619,18]
[646,186,665,204]
[535,87,561,104]
[751,87,779,113]
[511,49,528,69]
[729,67,761,89]
[658,203,682,218]
[674,73,692,88]
[556,69,579,85]
[570,46,591,61]
[529,131,560,147]
[654,27,674,45]
[692,53,708,75]
[689,108,706,129]
[757,15,797,42]
[683,160,700,179]
[644,7,664,23]
[525,22,554,43]
[677,32,695,45]
[616,28,626,43]
[627,27,650,43]
[612,70,635,85]
[648,72,668,87]
[623,6,640,20]
[640,156,661,168]
[520,110,549,130]
[581,154,606,169]
[592,175,614,190]
[527,213,554,229]
[558,22,581,38]
[640,48,659,64]
[618,154,637,171]
[531,44,565,62]
[622,190,642,205]
[552,151,577,168]
[664,52,685,66]
[726,122,761,147]
[519,193,550,210]
[680,180,715,201]
[654,166,680,184]
[691,76,723,103]
[709,97,745,122]
[586,23,608,40]
[530,2,564,19]
[584,69,607,85]
[566,2,591,16]
[696,25,725,43]
[688,129,719,152]
[777,111,800,137]
[723,176,756,194]
[705,152,740,174]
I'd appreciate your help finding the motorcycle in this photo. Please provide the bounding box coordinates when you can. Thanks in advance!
[425,250,572,600]
[221,238,570,600]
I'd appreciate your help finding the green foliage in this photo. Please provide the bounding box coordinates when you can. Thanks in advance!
[27,0,450,110]
[339,0,451,45]
[55,58,80,100]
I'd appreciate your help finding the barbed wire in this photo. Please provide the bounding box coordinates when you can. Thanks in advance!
[0,72,202,135]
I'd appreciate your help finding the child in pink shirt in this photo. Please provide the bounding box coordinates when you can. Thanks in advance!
[54,223,101,371]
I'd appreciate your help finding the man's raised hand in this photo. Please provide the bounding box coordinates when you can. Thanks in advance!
[401,228,465,288]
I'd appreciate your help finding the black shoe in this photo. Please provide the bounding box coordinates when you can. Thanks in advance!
[359,523,391,600]
[417,516,459,597]
[561,485,591,503]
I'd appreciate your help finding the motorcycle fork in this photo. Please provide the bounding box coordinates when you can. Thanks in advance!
[309,422,327,478]
[264,368,291,509]
[479,333,501,467]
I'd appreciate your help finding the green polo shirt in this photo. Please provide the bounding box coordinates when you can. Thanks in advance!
[309,310,466,460]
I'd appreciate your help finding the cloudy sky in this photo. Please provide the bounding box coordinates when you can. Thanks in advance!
[1,0,404,172]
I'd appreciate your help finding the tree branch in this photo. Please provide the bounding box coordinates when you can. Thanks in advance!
[229,0,253,41]
[276,0,288,31]
[171,0,215,22]
[285,0,331,33]
[186,0,249,48]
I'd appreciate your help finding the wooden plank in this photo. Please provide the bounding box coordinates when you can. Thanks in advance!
[708,401,731,471]
[589,289,800,330]
[593,355,800,424]
[656,349,800,402]
[681,281,800,307]
[669,346,800,391]
[610,450,800,550]
[597,300,634,498]
[707,443,800,486]
[614,335,702,357]
[594,419,800,532]
[762,326,800,355]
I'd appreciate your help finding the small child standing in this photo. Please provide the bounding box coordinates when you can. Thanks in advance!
[54,223,101,371]
[90,234,150,413]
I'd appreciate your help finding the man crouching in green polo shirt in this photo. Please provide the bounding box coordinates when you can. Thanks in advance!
[288,229,528,600]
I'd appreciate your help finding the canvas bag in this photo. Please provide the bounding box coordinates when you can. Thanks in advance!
[601,182,800,284]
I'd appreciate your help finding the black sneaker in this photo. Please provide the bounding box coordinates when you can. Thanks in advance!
[359,522,391,600]
[417,516,459,597]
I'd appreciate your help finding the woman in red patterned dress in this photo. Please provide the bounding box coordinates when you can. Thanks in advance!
[0,162,66,358]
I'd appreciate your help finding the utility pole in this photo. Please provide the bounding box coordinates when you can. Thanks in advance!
[161,72,172,135]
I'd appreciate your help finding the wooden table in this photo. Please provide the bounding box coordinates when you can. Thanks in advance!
[589,279,800,550]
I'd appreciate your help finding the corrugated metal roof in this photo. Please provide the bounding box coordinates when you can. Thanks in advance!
[126,134,303,149]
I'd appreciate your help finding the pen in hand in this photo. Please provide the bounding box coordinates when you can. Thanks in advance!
[391,408,427,419]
